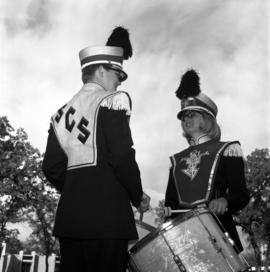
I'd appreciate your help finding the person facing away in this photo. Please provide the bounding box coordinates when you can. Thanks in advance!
[42,26,150,272]
[165,69,250,252]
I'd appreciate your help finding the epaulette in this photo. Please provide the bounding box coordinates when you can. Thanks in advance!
[223,143,244,157]
[101,91,131,115]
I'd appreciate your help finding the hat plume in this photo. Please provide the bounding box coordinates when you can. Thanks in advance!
[106,26,133,60]
[176,69,201,99]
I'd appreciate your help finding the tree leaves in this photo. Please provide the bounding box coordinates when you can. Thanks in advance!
[235,148,270,266]
[0,116,59,258]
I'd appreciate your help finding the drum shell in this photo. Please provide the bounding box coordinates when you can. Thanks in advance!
[128,208,249,272]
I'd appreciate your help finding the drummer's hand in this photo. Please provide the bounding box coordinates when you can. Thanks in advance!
[209,197,228,215]
[137,192,151,213]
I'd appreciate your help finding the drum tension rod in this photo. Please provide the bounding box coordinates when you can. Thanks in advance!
[160,231,187,272]
[208,236,222,253]
[173,255,187,272]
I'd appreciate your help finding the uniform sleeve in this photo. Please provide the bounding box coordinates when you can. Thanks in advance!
[42,124,68,192]
[100,92,143,208]
[165,166,179,216]
[221,143,250,213]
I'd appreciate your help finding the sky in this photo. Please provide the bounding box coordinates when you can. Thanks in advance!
[1,0,269,211]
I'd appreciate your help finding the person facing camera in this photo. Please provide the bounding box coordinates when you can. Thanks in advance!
[165,69,250,252]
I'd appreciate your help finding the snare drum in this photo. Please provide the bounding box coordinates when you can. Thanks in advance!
[128,208,249,272]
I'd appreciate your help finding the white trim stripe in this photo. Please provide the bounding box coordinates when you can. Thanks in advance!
[81,60,122,70]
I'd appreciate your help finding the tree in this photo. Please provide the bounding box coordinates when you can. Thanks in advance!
[0,116,34,249]
[23,158,60,272]
[3,229,24,254]
[235,148,270,266]
[0,116,60,272]
[154,199,166,226]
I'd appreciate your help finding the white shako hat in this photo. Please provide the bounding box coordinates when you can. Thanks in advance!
[79,26,133,82]
[176,69,218,119]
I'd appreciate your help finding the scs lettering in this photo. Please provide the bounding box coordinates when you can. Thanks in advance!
[54,105,91,144]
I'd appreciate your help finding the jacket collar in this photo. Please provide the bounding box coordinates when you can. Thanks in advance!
[190,134,211,146]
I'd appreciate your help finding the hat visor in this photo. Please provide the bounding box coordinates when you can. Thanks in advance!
[115,69,127,82]
[177,106,215,120]
[103,64,127,82]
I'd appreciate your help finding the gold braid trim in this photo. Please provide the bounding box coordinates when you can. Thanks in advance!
[100,92,131,115]
[223,143,243,157]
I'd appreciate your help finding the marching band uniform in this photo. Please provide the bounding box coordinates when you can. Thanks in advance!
[43,84,142,239]
[165,139,249,251]
[43,27,144,271]
[165,69,250,252]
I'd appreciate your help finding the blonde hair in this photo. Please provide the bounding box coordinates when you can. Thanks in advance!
[200,112,221,140]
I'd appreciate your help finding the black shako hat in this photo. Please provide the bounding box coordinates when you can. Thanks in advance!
[79,26,132,82]
[176,69,218,119]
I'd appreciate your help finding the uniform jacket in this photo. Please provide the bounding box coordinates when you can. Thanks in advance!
[42,82,143,240]
[165,139,250,252]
